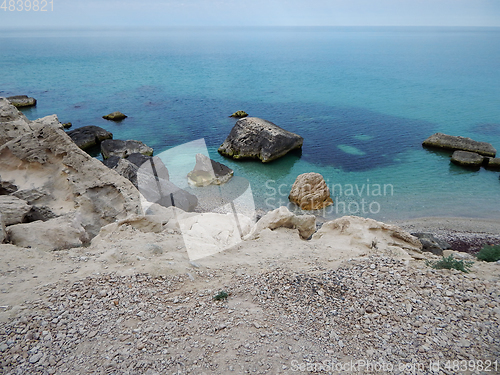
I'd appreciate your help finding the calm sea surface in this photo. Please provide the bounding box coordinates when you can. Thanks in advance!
[1,27,499,220]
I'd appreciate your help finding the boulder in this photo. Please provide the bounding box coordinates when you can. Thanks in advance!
[62,122,72,129]
[288,172,333,210]
[7,95,36,108]
[103,153,170,190]
[0,97,34,146]
[103,156,140,188]
[138,174,198,212]
[485,157,500,171]
[451,150,484,168]
[423,133,496,157]
[30,114,64,130]
[103,111,127,121]
[245,206,316,240]
[1,98,64,147]
[0,180,18,195]
[187,153,234,187]
[313,216,422,258]
[218,117,303,162]
[101,139,153,159]
[128,153,169,180]
[229,110,248,118]
[0,103,142,239]
[0,196,32,225]
[411,232,450,256]
[7,215,88,250]
[12,187,47,204]
[25,205,58,222]
[67,125,113,150]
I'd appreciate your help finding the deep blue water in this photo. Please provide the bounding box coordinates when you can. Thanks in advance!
[1,27,500,220]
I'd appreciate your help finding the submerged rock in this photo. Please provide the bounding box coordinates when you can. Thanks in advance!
[187,153,233,187]
[7,95,36,108]
[229,110,248,118]
[103,111,127,121]
[67,125,113,150]
[218,117,303,163]
[451,150,484,168]
[101,139,153,159]
[288,172,333,211]
[423,132,496,157]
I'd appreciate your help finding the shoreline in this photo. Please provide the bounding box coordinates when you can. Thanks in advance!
[390,216,500,253]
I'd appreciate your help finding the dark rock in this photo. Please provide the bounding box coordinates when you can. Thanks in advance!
[104,157,140,188]
[127,153,152,168]
[25,206,58,222]
[484,157,500,171]
[411,233,450,256]
[451,150,484,168]
[67,125,113,150]
[103,154,170,191]
[0,180,18,195]
[62,122,72,129]
[103,111,127,121]
[218,117,303,163]
[229,110,248,118]
[7,95,36,108]
[101,139,153,159]
[187,153,233,186]
[136,157,196,211]
[423,132,496,157]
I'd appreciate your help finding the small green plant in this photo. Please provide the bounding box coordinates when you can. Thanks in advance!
[476,244,500,262]
[426,255,474,273]
[213,291,228,301]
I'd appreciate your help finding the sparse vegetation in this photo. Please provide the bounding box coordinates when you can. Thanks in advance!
[426,255,474,273]
[476,244,500,262]
[213,290,229,301]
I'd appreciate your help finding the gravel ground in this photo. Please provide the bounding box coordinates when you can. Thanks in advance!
[1,255,499,375]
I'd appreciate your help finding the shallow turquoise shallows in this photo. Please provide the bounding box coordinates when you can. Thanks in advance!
[1,27,499,220]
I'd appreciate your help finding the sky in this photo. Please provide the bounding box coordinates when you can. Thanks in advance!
[0,0,499,28]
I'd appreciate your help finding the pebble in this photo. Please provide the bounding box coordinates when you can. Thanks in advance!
[0,256,498,374]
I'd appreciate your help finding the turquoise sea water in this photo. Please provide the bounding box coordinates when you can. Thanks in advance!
[1,27,499,220]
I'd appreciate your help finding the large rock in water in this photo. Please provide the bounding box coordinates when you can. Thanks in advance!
[67,125,113,150]
[423,133,496,157]
[187,153,233,187]
[218,117,303,162]
[0,100,142,241]
[451,150,484,168]
[7,95,36,108]
[103,111,127,121]
[485,157,500,171]
[288,172,333,210]
[101,139,154,159]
